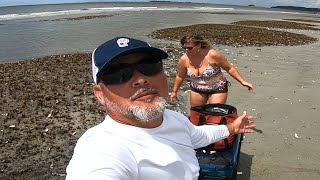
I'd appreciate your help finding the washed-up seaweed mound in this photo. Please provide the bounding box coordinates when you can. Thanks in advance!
[0,53,105,179]
[39,14,117,22]
[232,20,320,31]
[283,19,320,24]
[151,23,318,47]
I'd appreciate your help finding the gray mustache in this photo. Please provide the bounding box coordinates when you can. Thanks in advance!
[129,88,158,101]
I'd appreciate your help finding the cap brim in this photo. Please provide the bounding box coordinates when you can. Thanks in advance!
[96,47,168,77]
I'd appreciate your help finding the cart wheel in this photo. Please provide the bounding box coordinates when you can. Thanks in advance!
[231,169,237,180]
[231,149,241,179]
[231,134,244,180]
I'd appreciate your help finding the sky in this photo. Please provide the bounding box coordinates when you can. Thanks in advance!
[0,0,319,8]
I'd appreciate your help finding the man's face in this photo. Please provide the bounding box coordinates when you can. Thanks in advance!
[95,53,168,123]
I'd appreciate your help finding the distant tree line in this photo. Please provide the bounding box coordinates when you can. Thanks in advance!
[271,6,320,13]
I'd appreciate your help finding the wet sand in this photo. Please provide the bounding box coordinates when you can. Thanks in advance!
[1,19,320,179]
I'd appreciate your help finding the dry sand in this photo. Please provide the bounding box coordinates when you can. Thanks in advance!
[1,19,320,179]
[230,32,320,179]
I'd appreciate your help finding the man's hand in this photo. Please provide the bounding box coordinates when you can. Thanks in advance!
[227,111,255,134]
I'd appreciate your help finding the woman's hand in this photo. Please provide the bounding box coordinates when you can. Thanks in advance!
[242,81,253,91]
[170,91,178,102]
[227,111,255,134]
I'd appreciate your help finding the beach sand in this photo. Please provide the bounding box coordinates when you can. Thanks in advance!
[1,20,320,179]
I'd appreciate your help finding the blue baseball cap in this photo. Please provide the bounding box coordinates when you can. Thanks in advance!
[92,37,168,84]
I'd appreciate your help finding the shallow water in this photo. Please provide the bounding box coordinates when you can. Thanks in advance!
[0,2,317,63]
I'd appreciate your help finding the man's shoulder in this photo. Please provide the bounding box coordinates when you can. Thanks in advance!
[73,122,135,160]
[74,118,126,148]
[164,109,185,116]
[164,109,189,124]
[67,121,137,179]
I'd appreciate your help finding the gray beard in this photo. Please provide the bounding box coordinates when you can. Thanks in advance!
[104,97,167,123]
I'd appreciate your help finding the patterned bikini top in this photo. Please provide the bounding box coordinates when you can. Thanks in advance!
[186,61,227,92]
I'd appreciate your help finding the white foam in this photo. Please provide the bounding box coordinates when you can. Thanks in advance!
[0,9,85,20]
[0,6,235,21]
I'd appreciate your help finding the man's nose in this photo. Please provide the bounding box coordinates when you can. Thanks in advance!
[131,70,150,87]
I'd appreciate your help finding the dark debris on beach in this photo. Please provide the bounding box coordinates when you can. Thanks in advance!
[39,14,118,22]
[232,20,320,31]
[283,18,320,24]
[151,23,318,47]
[0,53,104,179]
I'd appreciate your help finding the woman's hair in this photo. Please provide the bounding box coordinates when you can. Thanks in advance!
[180,34,212,48]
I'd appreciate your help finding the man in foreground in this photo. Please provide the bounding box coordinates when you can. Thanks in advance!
[66,37,255,180]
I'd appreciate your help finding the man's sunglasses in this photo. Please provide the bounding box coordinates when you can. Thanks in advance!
[97,59,163,85]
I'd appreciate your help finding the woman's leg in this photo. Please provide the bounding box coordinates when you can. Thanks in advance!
[189,91,208,125]
[208,92,228,104]
[190,91,208,107]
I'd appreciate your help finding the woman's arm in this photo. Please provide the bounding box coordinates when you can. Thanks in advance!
[170,56,188,100]
[209,50,253,91]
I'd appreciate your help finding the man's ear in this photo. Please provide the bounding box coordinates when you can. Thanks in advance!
[93,84,106,106]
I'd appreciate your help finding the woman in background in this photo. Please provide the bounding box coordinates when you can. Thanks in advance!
[170,34,253,108]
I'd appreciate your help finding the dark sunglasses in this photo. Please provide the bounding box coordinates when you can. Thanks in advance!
[97,58,163,85]
[182,45,196,51]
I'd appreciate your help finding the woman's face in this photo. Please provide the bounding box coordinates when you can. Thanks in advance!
[182,41,200,54]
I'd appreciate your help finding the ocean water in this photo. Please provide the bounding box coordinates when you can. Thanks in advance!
[0,2,316,63]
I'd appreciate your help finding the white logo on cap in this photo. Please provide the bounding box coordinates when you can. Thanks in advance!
[117,38,129,47]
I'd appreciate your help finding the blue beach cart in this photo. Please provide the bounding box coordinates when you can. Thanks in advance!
[196,134,243,180]
[190,104,243,180]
